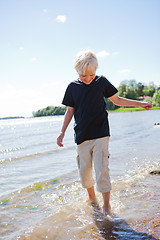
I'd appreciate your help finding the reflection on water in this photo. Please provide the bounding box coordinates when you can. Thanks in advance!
[0,110,160,239]
[92,205,156,240]
[93,202,155,240]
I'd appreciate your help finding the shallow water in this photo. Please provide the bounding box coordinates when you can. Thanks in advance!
[0,110,160,239]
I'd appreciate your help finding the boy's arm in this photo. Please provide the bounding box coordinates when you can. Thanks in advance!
[57,106,74,147]
[109,94,153,110]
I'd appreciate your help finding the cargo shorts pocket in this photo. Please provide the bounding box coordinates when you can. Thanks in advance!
[102,151,110,169]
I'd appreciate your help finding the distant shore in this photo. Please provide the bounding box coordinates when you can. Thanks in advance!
[108,106,160,113]
[0,116,24,120]
[0,107,159,120]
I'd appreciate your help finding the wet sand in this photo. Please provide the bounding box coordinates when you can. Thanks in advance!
[130,216,160,239]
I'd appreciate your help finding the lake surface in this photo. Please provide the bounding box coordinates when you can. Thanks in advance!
[0,110,160,239]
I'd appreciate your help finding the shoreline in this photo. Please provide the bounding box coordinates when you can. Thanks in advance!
[1,107,159,120]
[108,106,160,113]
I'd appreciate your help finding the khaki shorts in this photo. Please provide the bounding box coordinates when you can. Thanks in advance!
[76,136,111,193]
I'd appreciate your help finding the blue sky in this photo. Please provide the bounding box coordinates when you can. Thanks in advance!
[0,0,160,117]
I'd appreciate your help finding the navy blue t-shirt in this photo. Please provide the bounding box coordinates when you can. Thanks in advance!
[62,75,118,144]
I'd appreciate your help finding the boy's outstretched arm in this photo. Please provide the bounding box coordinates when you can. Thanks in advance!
[109,94,153,110]
[57,106,74,147]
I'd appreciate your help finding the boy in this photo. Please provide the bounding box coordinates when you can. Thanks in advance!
[57,50,152,217]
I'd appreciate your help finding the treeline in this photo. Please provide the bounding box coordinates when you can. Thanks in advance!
[0,116,24,120]
[33,80,160,117]
[32,106,67,117]
[105,80,160,110]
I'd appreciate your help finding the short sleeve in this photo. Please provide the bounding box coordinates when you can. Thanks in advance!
[62,84,74,107]
[102,77,118,98]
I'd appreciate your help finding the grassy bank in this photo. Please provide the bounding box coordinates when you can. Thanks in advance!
[108,106,160,113]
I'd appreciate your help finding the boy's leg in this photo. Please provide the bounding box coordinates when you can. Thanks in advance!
[76,141,95,201]
[92,137,112,215]
[87,186,96,202]
[102,192,111,216]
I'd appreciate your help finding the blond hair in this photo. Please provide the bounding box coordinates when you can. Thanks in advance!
[74,49,98,75]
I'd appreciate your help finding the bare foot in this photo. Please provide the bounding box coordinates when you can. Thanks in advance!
[87,198,98,206]
[103,206,113,220]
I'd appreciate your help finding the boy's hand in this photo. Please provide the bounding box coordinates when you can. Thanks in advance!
[57,132,65,147]
[141,102,153,110]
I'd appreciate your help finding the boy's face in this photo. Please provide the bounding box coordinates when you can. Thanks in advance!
[79,73,96,85]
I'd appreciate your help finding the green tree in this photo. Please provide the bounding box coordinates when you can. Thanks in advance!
[152,89,160,106]
[33,106,67,117]
[143,83,156,97]
[136,82,144,97]
[125,86,138,100]
[117,84,127,97]
[118,85,137,100]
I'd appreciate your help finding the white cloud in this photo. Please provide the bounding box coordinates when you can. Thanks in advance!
[56,15,66,23]
[19,47,24,51]
[96,50,110,58]
[31,57,37,62]
[119,69,131,73]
